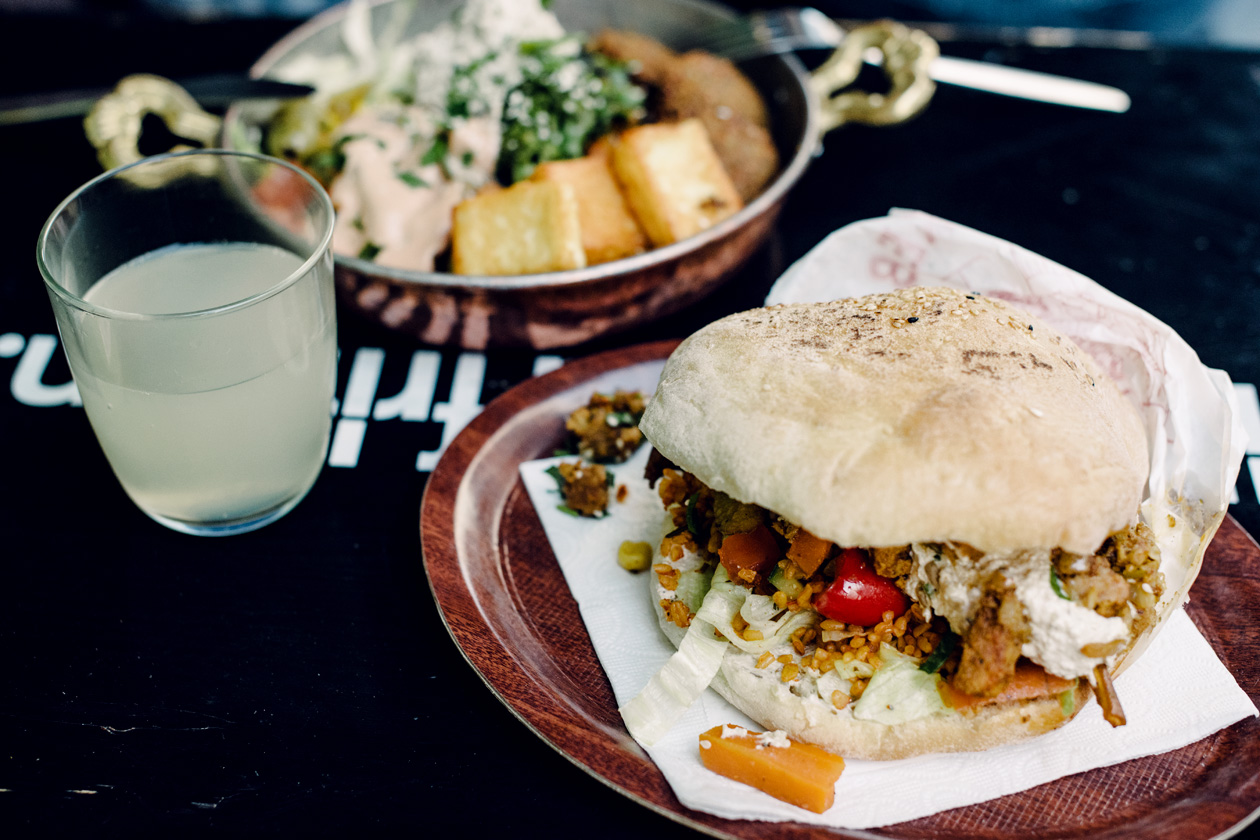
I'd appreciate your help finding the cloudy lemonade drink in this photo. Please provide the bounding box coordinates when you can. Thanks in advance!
[74,241,336,529]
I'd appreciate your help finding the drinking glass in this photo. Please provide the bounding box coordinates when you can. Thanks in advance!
[36,150,337,536]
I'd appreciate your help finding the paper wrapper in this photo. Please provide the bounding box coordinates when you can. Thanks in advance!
[519,211,1256,828]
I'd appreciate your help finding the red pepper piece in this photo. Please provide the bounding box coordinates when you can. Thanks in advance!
[813,548,909,626]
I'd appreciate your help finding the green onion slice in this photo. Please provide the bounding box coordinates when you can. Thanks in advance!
[919,631,959,674]
[1050,567,1072,600]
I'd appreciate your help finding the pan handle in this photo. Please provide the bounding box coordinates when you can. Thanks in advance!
[84,74,222,171]
[808,20,939,133]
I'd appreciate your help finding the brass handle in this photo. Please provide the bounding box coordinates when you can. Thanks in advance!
[83,74,222,171]
[809,21,939,133]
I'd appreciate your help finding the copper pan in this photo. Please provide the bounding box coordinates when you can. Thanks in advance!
[216,0,935,349]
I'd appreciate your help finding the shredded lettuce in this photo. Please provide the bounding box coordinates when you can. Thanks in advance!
[852,645,947,725]
[619,612,728,746]
[696,566,819,655]
[825,653,876,683]
[674,569,714,615]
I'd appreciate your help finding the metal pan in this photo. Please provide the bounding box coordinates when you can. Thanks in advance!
[216,0,929,349]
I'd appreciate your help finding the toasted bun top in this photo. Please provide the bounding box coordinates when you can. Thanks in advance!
[639,288,1148,554]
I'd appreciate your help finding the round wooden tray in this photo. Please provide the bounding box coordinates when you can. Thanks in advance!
[420,340,1260,839]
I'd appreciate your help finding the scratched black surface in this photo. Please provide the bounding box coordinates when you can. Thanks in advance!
[1,7,1260,839]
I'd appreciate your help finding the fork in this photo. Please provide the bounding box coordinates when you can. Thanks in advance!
[690,7,1131,113]
[694,7,846,60]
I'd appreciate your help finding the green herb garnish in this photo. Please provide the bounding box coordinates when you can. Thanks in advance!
[544,464,566,492]
[421,136,450,167]
[1050,568,1071,600]
[396,170,429,188]
[497,37,645,183]
[556,504,580,517]
[302,147,345,187]
[919,632,959,674]
[357,242,382,261]
[684,492,701,537]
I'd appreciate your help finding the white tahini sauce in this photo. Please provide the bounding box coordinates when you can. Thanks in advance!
[908,544,1129,680]
[325,0,564,269]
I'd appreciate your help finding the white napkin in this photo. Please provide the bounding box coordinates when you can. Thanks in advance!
[518,211,1257,828]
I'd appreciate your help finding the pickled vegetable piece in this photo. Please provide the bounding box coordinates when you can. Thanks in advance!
[717,525,780,583]
[785,528,832,577]
[939,661,1076,711]
[697,724,845,813]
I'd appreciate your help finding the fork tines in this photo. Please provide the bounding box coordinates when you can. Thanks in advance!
[690,7,844,61]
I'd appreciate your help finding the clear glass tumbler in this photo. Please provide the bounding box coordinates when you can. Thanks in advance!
[37,150,337,536]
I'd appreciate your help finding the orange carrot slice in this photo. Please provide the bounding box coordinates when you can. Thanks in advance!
[698,724,845,813]
[786,529,832,577]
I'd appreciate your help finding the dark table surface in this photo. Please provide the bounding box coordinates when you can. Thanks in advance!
[3,5,1260,838]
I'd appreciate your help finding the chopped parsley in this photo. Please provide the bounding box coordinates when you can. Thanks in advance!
[919,632,959,674]
[396,170,429,188]
[301,146,346,187]
[498,36,645,183]
[421,136,450,167]
[1050,567,1072,600]
[544,464,566,491]
[684,492,706,542]
[357,242,382,261]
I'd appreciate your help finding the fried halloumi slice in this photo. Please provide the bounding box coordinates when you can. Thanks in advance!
[531,152,647,266]
[610,118,743,247]
[451,180,586,275]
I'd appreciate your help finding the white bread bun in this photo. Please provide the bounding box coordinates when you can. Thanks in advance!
[652,590,1091,760]
[639,288,1148,555]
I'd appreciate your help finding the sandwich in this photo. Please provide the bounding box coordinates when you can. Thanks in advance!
[622,287,1187,760]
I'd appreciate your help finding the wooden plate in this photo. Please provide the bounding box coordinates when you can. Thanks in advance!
[420,341,1260,839]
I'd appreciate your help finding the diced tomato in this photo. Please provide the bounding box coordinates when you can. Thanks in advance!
[813,548,909,626]
[718,524,781,582]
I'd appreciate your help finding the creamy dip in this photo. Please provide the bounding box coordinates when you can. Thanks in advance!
[908,543,1129,680]
[322,0,565,269]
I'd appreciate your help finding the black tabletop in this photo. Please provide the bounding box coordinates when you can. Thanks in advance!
[3,6,1260,838]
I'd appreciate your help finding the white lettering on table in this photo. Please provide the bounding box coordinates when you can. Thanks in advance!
[8,333,81,407]
[416,353,486,473]
[374,351,441,421]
